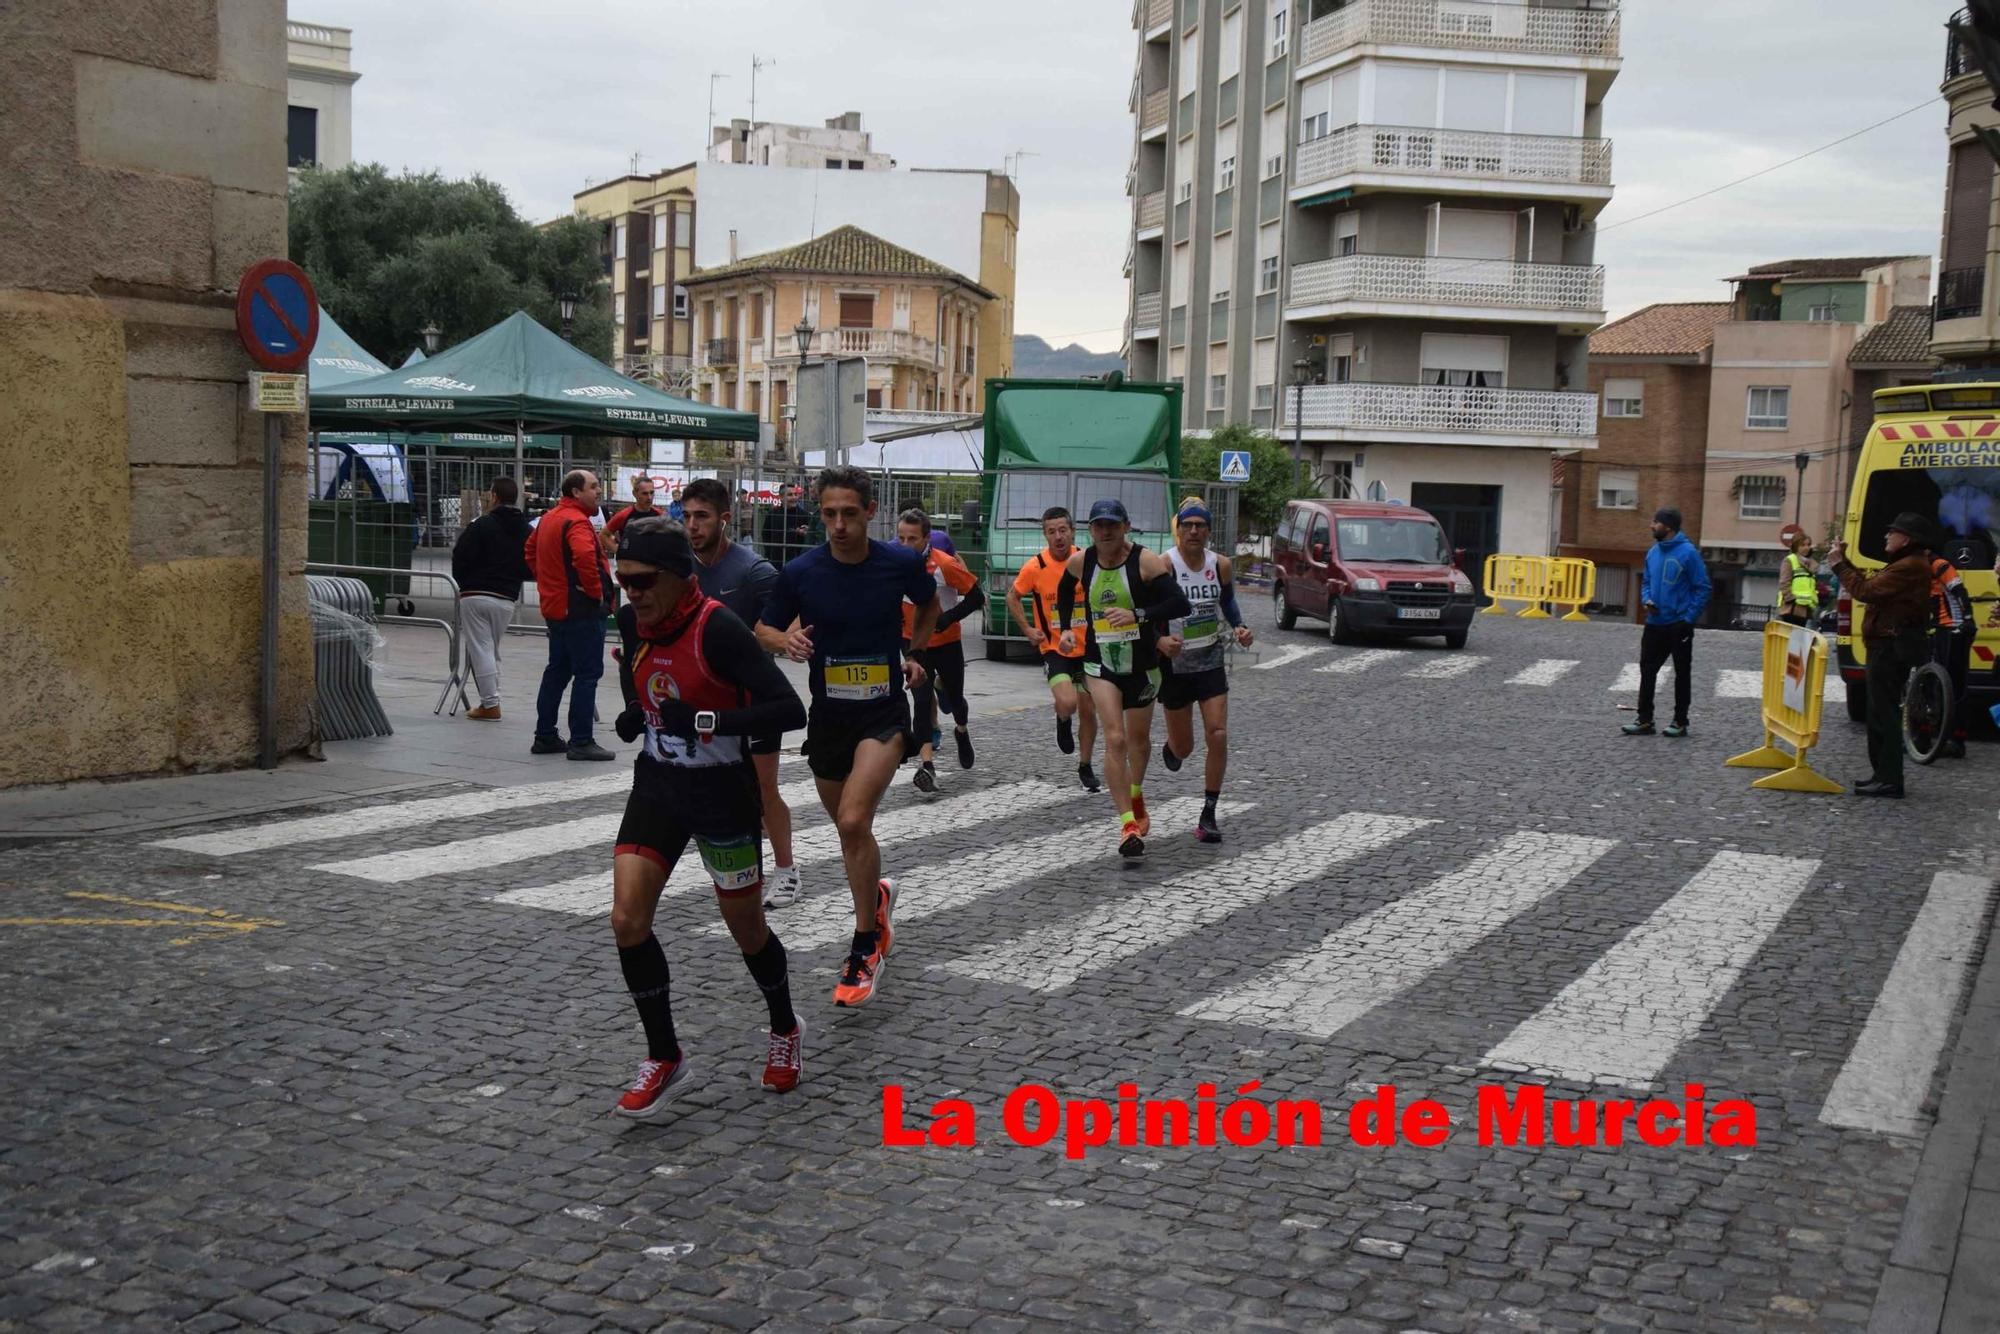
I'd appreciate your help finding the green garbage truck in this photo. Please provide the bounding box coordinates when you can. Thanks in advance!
[978,375,1184,661]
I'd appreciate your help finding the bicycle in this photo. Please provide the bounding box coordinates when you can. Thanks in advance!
[1902,661,1955,765]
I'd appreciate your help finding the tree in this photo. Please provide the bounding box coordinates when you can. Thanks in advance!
[1180,423,1324,537]
[288,164,613,363]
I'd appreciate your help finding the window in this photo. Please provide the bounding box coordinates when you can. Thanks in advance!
[1335,212,1359,257]
[1326,332,1354,383]
[1419,332,1506,387]
[614,222,627,261]
[1254,338,1276,407]
[1737,477,1784,520]
[1264,154,1283,178]
[826,159,843,169]
[1596,468,1639,510]
[1511,73,1580,136]
[1270,5,1288,58]
[1376,66,1440,128]
[653,214,667,250]
[672,285,689,320]
[750,293,765,341]
[1216,122,1237,191]
[849,159,865,170]
[1180,30,1199,97]
[652,283,665,320]
[1746,386,1790,429]
[1263,106,1285,178]
[1211,233,1233,300]
[1218,156,1236,190]
[1298,75,1331,143]
[287,105,318,168]
[1255,383,1275,409]
[1260,255,1280,292]
[1178,180,1194,202]
[614,302,625,327]
[866,388,884,409]
[1603,377,1644,418]
[1808,303,1837,321]
[838,293,875,328]
[1210,373,1228,410]
[1219,8,1241,82]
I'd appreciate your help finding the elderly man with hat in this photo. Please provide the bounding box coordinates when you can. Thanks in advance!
[1829,513,1938,798]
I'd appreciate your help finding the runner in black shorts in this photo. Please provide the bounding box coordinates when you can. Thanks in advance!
[758,465,938,1008]
[896,507,984,793]
[1007,506,1101,791]
[1054,498,1190,859]
[1156,501,1254,844]
[603,518,808,1117]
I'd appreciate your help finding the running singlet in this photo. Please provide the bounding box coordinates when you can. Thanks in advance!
[761,540,936,707]
[1013,549,1087,656]
[629,599,748,768]
[1166,547,1226,674]
[902,548,980,646]
[1082,545,1154,676]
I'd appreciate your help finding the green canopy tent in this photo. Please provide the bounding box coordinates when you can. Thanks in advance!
[310,309,759,487]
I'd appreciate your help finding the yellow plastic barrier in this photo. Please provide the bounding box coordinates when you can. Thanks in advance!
[1547,557,1597,622]
[1482,554,1553,618]
[1723,622,1843,794]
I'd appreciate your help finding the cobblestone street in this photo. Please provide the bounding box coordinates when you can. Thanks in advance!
[3,606,1996,1332]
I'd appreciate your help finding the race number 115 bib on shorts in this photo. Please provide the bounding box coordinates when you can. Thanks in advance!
[694,832,762,894]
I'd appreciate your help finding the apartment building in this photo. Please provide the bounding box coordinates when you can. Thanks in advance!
[1936,14,2000,369]
[1125,0,1618,563]
[680,226,994,449]
[572,165,700,394]
[709,110,895,170]
[286,20,358,174]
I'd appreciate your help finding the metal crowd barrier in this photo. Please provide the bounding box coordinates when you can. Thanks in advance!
[304,562,471,715]
[306,575,393,741]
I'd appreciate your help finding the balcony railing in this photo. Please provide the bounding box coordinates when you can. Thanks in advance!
[1144,0,1173,29]
[1141,88,1170,134]
[700,338,739,368]
[1289,254,1604,314]
[1301,0,1620,64]
[1948,8,1974,82]
[1294,123,1612,192]
[777,328,940,362]
[1134,290,1163,329]
[1137,190,1166,231]
[1938,265,1984,321]
[1282,382,1597,437]
[615,352,693,391]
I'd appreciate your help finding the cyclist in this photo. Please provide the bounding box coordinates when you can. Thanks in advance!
[895,507,985,793]
[605,518,808,1115]
[1007,506,1101,792]
[1157,502,1253,843]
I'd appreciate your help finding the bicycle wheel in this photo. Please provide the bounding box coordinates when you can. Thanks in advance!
[1903,661,1954,765]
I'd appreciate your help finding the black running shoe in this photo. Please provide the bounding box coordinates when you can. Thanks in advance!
[955,729,974,770]
[1195,807,1222,844]
[1161,740,1182,774]
[1056,716,1075,755]
[913,762,937,794]
[1119,831,1145,860]
[1078,762,1102,793]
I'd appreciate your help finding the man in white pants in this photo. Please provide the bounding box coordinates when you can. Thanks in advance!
[451,476,534,719]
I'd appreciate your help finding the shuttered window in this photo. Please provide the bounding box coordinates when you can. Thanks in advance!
[1947,140,1992,272]
[838,294,874,328]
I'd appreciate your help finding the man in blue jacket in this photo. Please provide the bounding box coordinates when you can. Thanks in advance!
[1623,507,1711,738]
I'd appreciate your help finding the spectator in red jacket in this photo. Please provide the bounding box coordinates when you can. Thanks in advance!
[525,469,615,760]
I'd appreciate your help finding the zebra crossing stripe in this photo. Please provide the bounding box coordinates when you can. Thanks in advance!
[940,812,1432,993]
[1507,659,1579,687]
[1181,831,1615,1037]
[1406,654,1487,681]
[1609,663,1642,691]
[1819,871,1996,1137]
[485,778,1079,911]
[1251,646,1332,671]
[1480,851,1819,1087]
[1716,669,1760,698]
[737,797,1258,949]
[1314,649,1398,675]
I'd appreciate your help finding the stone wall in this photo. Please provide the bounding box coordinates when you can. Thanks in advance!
[0,0,313,787]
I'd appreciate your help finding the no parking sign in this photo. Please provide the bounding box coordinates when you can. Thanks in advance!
[235,258,319,373]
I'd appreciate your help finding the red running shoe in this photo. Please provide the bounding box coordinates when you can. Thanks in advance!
[763,1020,805,1092]
[614,1054,693,1118]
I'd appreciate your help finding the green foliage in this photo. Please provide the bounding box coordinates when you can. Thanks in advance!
[288,164,613,363]
[1179,423,1321,535]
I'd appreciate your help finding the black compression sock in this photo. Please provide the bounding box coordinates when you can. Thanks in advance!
[1203,790,1220,813]
[850,929,879,960]
[618,935,680,1062]
[744,933,797,1034]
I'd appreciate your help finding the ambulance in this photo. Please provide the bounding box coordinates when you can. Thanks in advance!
[1834,382,2000,721]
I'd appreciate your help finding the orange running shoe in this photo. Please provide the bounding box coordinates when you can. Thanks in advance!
[762,1020,804,1092]
[1130,793,1150,839]
[874,878,897,958]
[832,948,885,1007]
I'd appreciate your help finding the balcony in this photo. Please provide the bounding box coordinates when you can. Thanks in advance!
[1141,88,1169,136]
[1282,382,1597,442]
[699,338,739,368]
[1134,290,1163,333]
[1137,190,1166,233]
[1938,265,1983,321]
[778,328,940,363]
[1143,0,1173,31]
[616,353,694,395]
[1293,123,1612,199]
[1300,0,1620,65]
[1288,254,1604,321]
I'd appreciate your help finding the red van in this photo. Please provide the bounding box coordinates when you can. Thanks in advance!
[1271,499,1477,648]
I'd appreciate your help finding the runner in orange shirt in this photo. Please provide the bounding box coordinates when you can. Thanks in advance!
[1006,506,1101,793]
[897,508,985,793]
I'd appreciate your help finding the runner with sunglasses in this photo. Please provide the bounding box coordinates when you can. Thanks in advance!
[604,518,808,1116]
[1156,502,1252,843]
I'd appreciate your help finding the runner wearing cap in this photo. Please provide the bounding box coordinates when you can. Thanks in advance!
[1006,506,1101,792]
[604,517,809,1115]
[1157,501,1253,843]
[1054,498,1191,859]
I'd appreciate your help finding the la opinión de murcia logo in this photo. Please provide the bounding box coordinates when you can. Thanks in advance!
[405,375,477,392]
[561,385,638,400]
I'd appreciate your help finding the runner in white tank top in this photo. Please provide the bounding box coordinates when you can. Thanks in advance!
[1156,502,1254,844]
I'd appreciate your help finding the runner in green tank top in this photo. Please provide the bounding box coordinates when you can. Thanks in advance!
[1055,498,1191,860]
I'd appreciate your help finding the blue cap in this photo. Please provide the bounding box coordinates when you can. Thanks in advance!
[1087,498,1129,524]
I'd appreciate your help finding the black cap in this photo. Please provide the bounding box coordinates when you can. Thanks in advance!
[1088,498,1130,524]
[615,522,695,576]
[1653,506,1682,531]
[1886,512,1939,549]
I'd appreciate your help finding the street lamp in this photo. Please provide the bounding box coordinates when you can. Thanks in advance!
[558,290,578,342]
[793,316,815,361]
[1793,450,1809,526]
[1291,356,1312,491]
[420,321,441,355]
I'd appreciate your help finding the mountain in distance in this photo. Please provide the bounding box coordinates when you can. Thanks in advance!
[1011,334,1126,380]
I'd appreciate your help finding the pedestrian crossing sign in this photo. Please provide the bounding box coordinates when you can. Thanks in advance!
[1219,450,1251,482]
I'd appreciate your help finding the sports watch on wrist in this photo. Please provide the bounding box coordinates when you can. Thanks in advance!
[694,710,718,740]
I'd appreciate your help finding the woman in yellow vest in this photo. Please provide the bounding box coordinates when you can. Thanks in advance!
[1776,532,1818,627]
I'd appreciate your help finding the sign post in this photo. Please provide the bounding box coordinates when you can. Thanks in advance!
[235,259,319,771]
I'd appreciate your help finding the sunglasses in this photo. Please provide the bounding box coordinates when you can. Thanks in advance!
[615,571,663,591]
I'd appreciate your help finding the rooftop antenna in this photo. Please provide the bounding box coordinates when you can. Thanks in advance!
[1006,149,1040,182]
[750,54,775,125]
[707,72,731,151]
[629,150,645,176]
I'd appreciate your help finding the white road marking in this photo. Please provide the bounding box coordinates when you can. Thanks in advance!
[1314,649,1399,675]
[1407,654,1488,680]
[1481,851,1819,1086]
[1507,659,1579,687]
[1716,669,1761,698]
[940,812,1432,993]
[1819,872,1996,1137]
[1182,831,1616,1036]
[1251,645,1332,671]
[745,798,1256,950]
[483,778,1078,910]
[1610,663,1641,691]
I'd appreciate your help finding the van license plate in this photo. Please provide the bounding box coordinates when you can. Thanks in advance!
[1398,607,1442,620]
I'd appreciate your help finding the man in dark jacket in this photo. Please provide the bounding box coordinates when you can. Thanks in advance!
[526,469,616,760]
[1831,513,1938,797]
[760,486,812,565]
[1622,507,1712,738]
[451,477,533,720]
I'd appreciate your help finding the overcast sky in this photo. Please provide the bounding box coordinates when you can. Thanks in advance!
[325,0,1954,353]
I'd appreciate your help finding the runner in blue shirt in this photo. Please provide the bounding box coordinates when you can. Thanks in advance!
[758,465,937,1009]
